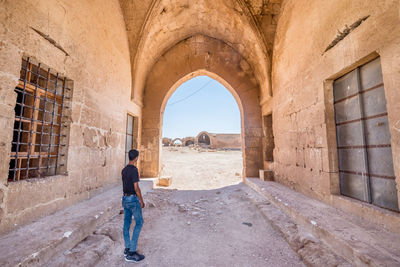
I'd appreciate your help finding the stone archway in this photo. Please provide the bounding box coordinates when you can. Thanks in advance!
[162,138,172,146]
[127,0,273,104]
[185,140,194,146]
[196,131,212,147]
[140,34,263,178]
[172,138,183,146]
[183,137,195,146]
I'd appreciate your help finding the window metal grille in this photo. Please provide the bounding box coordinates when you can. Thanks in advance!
[8,57,72,181]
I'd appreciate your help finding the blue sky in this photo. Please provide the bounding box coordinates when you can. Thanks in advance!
[162,76,241,138]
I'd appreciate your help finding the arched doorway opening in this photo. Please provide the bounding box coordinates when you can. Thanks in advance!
[172,139,183,146]
[161,75,242,189]
[185,140,194,146]
[162,138,172,147]
[197,132,211,147]
[140,35,263,179]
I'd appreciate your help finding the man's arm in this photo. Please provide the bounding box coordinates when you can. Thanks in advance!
[134,182,145,208]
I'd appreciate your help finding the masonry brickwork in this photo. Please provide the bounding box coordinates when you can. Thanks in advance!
[268,0,400,218]
[0,0,138,234]
[0,0,399,234]
[195,132,241,150]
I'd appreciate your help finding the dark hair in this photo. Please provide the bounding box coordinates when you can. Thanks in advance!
[128,149,139,161]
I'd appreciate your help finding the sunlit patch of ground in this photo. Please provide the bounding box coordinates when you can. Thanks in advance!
[159,146,243,190]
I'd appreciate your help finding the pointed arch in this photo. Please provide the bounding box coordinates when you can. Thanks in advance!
[129,0,272,105]
[140,34,263,178]
[196,131,212,147]
[171,138,183,146]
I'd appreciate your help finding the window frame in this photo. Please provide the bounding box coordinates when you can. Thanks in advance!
[8,57,72,181]
[125,113,139,165]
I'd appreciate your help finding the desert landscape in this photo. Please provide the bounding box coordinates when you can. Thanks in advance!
[159,146,243,190]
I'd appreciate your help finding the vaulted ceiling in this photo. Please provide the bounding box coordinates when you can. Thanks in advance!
[119,0,282,104]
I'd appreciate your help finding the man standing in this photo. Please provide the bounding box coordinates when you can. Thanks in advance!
[122,149,145,262]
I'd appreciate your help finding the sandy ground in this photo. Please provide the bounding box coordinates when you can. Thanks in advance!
[159,146,243,190]
[51,147,304,267]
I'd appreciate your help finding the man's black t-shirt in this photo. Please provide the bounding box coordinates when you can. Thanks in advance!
[122,165,139,195]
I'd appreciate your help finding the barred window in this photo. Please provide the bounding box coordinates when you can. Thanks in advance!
[125,114,139,164]
[8,58,72,181]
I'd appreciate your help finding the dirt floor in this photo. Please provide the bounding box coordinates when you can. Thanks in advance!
[51,147,304,266]
[159,146,243,190]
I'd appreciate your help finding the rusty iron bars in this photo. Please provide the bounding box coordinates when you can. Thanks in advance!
[8,57,71,181]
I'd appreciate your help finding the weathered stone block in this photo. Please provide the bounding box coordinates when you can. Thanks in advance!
[158,176,172,187]
[295,147,305,167]
[304,148,322,172]
[244,137,261,148]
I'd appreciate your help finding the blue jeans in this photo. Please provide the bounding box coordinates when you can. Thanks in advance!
[122,195,143,252]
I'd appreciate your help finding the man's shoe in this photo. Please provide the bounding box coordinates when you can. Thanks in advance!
[125,251,145,262]
[124,248,130,256]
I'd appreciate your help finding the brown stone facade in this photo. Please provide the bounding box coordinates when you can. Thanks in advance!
[195,132,241,150]
[163,132,241,149]
[268,0,400,227]
[0,0,138,234]
[0,0,399,234]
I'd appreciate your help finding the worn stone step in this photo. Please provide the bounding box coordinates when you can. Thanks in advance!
[241,185,351,267]
[245,178,400,266]
[0,179,154,267]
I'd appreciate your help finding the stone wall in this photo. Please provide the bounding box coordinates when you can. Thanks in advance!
[0,0,399,235]
[195,132,241,149]
[268,0,400,211]
[211,134,241,150]
[162,138,172,146]
[0,0,140,234]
